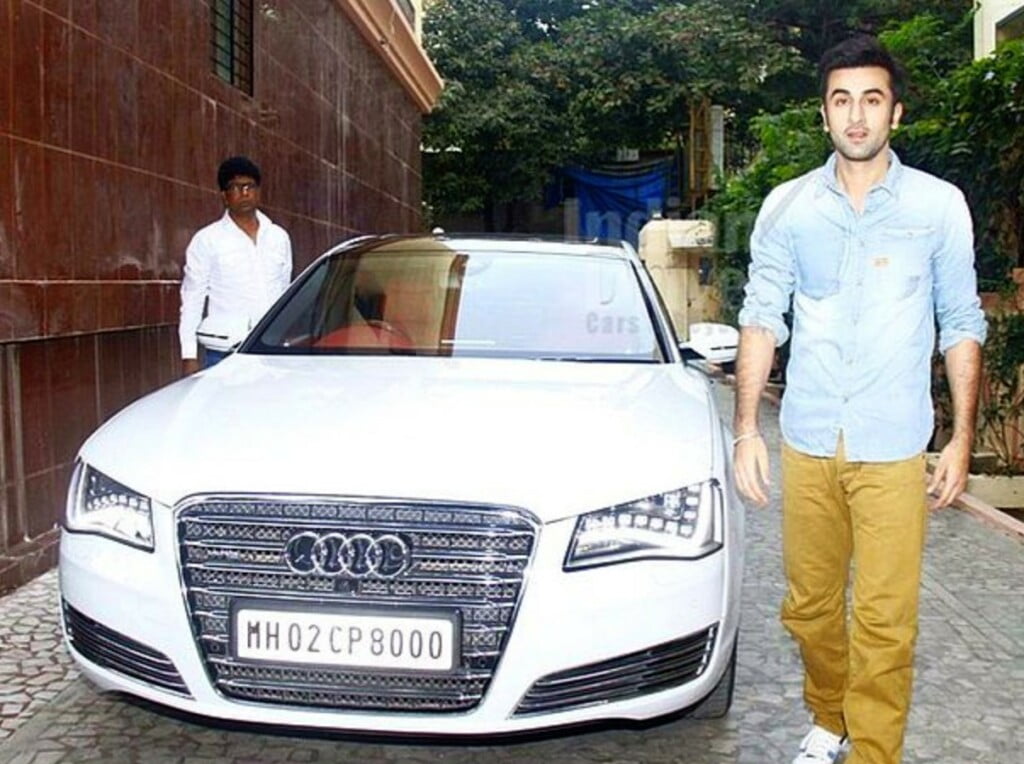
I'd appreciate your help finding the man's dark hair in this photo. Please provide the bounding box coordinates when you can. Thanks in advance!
[818,35,906,103]
[217,156,261,191]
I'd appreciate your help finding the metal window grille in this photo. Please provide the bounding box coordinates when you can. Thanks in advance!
[211,0,254,95]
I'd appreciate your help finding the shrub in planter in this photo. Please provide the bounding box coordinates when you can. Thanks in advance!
[931,311,1024,476]
[977,312,1024,475]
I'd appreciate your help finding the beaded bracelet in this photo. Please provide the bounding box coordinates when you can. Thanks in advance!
[731,431,763,447]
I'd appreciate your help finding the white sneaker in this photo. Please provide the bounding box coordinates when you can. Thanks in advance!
[792,724,849,763]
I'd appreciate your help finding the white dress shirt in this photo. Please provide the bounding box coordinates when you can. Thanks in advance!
[179,209,293,359]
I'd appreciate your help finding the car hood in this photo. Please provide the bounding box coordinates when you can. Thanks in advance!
[81,355,720,523]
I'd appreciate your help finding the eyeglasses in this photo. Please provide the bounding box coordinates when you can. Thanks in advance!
[225,182,258,194]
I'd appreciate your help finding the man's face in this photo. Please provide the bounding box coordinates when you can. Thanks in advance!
[821,66,903,163]
[222,175,260,215]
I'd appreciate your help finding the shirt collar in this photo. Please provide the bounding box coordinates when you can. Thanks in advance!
[817,149,903,200]
[219,208,268,233]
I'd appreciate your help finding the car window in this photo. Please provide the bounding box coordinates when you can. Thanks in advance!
[250,244,664,362]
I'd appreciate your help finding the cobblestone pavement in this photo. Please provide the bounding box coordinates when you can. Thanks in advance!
[1,382,1022,763]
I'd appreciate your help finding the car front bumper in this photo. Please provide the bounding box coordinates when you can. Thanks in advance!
[59,501,739,734]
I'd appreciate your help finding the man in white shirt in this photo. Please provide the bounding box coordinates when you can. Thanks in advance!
[179,156,293,374]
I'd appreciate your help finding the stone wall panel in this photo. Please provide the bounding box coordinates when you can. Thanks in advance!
[0,0,430,588]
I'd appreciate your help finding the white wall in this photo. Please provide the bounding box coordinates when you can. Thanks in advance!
[974,0,1024,58]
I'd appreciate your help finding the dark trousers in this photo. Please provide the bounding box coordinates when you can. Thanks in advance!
[203,348,228,368]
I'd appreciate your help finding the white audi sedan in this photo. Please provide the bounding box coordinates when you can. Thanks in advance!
[59,234,743,734]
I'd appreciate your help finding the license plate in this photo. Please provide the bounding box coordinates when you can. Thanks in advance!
[233,606,459,672]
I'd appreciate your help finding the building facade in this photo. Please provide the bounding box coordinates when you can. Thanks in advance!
[975,0,1024,57]
[0,0,441,591]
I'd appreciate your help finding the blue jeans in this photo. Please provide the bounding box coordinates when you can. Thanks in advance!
[203,349,228,368]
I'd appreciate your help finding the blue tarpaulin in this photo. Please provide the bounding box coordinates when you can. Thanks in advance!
[560,162,672,247]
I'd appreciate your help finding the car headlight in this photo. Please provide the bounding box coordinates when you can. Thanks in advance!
[65,462,154,551]
[564,479,723,570]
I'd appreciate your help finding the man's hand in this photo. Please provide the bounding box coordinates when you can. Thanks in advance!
[182,358,200,376]
[732,327,777,507]
[927,434,971,510]
[734,434,771,507]
[929,339,981,510]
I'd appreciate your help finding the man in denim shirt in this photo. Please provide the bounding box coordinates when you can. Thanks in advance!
[733,37,986,764]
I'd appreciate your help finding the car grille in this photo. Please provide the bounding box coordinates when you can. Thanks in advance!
[513,623,717,716]
[62,600,191,696]
[177,497,537,712]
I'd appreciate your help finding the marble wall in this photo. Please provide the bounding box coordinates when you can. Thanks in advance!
[0,0,426,590]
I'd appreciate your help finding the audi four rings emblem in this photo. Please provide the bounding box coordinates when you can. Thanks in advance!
[283,531,413,578]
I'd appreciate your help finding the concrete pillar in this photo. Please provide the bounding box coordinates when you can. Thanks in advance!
[638,219,719,338]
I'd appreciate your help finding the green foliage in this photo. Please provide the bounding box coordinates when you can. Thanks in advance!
[422,0,564,224]
[544,1,803,159]
[877,10,972,109]
[705,13,1024,318]
[739,0,969,78]
[886,25,1024,475]
[702,9,1023,471]
[701,101,829,324]
[424,0,1020,254]
[881,12,1022,288]
[893,39,1024,287]
[934,311,1024,475]
[423,0,800,225]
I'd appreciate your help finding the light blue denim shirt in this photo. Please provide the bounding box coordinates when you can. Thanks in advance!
[739,152,987,462]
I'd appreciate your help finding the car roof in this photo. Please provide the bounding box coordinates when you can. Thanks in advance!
[325,233,639,263]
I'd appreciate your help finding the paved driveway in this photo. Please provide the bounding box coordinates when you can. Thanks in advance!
[1,381,1022,762]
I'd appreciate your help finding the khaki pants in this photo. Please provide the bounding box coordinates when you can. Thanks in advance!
[781,439,928,764]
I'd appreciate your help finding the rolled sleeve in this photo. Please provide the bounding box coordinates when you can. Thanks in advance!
[738,186,796,346]
[933,189,987,353]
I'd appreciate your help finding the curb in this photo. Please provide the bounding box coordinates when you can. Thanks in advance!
[950,490,1024,542]
[923,459,1024,541]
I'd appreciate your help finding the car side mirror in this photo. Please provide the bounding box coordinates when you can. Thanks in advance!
[679,322,738,365]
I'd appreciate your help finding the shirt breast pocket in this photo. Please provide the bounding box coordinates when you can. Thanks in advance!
[211,246,250,280]
[262,244,289,280]
[868,227,933,300]
[795,241,841,300]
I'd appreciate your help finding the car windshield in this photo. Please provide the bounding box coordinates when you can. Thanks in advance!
[248,240,665,362]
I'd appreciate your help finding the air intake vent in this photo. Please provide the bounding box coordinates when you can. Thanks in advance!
[514,624,716,716]
[62,600,190,696]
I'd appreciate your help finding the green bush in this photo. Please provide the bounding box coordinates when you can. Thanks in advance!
[701,102,828,325]
[706,15,1023,316]
[891,39,1024,289]
[705,14,1024,469]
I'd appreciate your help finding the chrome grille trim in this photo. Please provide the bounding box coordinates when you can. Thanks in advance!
[62,600,191,696]
[221,685,476,711]
[177,494,538,713]
[514,624,717,716]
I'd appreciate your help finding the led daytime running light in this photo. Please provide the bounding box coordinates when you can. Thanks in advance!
[67,463,155,550]
[565,480,722,570]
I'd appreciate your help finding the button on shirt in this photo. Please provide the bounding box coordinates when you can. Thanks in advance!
[739,152,987,462]
[179,210,293,359]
